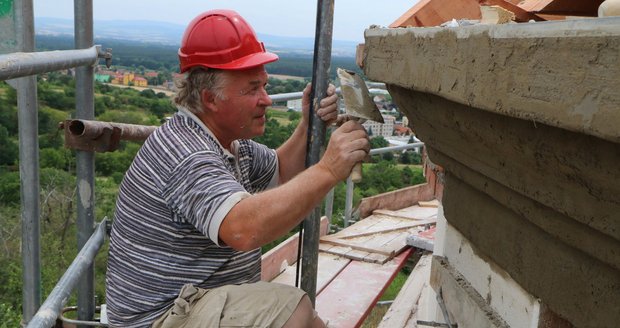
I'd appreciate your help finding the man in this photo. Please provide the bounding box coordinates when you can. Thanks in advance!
[106,9,369,328]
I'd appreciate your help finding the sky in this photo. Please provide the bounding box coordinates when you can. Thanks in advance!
[33,0,418,42]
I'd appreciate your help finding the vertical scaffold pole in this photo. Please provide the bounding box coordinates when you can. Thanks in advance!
[301,0,335,305]
[74,0,96,326]
[15,0,42,323]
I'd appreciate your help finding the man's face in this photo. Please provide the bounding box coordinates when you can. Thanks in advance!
[212,66,272,142]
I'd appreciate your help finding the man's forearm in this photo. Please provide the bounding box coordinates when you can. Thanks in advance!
[276,119,309,183]
[220,162,336,251]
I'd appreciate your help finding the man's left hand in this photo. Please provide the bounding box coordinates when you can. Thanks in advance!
[301,83,339,126]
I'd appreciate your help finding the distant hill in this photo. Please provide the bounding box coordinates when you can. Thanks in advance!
[35,34,360,79]
[35,17,358,57]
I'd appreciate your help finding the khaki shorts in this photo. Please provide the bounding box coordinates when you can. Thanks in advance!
[152,282,307,328]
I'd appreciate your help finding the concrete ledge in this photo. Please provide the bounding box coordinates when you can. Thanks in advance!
[363,17,620,143]
[443,173,620,328]
[389,89,620,242]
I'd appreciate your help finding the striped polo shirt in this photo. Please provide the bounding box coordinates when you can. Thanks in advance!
[105,107,279,327]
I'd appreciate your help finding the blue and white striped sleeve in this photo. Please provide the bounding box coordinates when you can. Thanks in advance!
[162,150,250,246]
[247,141,279,191]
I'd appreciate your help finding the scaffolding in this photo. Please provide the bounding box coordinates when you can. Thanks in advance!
[2,0,423,326]
[0,0,108,326]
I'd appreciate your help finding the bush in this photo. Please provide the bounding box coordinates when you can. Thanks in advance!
[0,302,21,328]
[95,143,140,176]
[0,126,18,166]
[0,172,20,205]
[40,148,68,170]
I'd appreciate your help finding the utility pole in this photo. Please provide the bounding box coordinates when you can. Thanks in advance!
[301,0,335,305]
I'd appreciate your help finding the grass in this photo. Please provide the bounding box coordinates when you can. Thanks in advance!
[267,108,294,126]
[361,304,390,328]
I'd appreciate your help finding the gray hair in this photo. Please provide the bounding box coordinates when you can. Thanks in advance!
[173,67,228,114]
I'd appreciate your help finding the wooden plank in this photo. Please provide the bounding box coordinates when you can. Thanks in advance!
[414,281,437,326]
[261,217,329,281]
[319,206,437,263]
[320,239,396,257]
[377,254,432,328]
[320,244,390,264]
[482,0,546,21]
[357,182,435,219]
[271,252,351,294]
[372,209,423,220]
[395,205,439,220]
[377,231,411,258]
[316,248,414,328]
[319,244,350,255]
[517,0,555,11]
[343,249,372,262]
[261,234,300,282]
[321,220,432,240]
[364,252,390,264]
[418,199,440,208]
[327,216,383,239]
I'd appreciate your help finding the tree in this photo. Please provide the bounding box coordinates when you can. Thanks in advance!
[410,151,422,165]
[40,148,68,170]
[140,89,157,99]
[95,143,141,176]
[399,151,412,164]
[288,111,301,121]
[0,126,18,166]
[158,71,173,85]
[370,136,389,149]
[0,171,20,205]
[0,86,18,136]
[382,151,394,162]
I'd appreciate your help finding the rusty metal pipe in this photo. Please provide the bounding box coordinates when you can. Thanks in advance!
[62,119,157,153]
[67,120,157,142]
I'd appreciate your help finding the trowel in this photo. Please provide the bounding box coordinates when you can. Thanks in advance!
[337,68,384,183]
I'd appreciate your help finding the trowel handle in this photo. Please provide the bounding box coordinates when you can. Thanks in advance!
[351,162,362,183]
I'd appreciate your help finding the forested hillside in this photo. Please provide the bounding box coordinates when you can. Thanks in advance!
[36,35,363,79]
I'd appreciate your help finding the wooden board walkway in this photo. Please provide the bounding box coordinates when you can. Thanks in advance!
[377,253,433,328]
[319,204,437,264]
[261,201,439,328]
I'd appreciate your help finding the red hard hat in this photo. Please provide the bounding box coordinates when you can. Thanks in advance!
[178,10,279,72]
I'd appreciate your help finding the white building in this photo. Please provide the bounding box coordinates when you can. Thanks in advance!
[286,99,303,111]
[363,114,395,138]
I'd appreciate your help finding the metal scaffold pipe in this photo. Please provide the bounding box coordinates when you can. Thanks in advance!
[74,1,97,326]
[14,0,42,323]
[0,46,101,81]
[301,0,335,305]
[67,119,157,142]
[26,219,109,328]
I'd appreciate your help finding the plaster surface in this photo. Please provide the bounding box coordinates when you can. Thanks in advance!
[394,90,619,327]
[362,17,620,327]
[363,17,620,143]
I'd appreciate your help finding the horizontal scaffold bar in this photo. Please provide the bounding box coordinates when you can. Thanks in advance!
[0,46,107,81]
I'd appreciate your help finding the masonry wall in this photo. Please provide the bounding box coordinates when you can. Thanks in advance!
[363,18,620,328]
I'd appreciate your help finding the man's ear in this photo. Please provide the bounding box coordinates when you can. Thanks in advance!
[201,89,219,113]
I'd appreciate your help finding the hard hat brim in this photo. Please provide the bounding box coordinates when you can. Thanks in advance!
[202,51,279,71]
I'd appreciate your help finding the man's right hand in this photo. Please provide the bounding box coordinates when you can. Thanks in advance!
[317,120,370,181]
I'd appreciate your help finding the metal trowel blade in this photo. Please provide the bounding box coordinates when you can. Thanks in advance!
[337,68,384,123]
